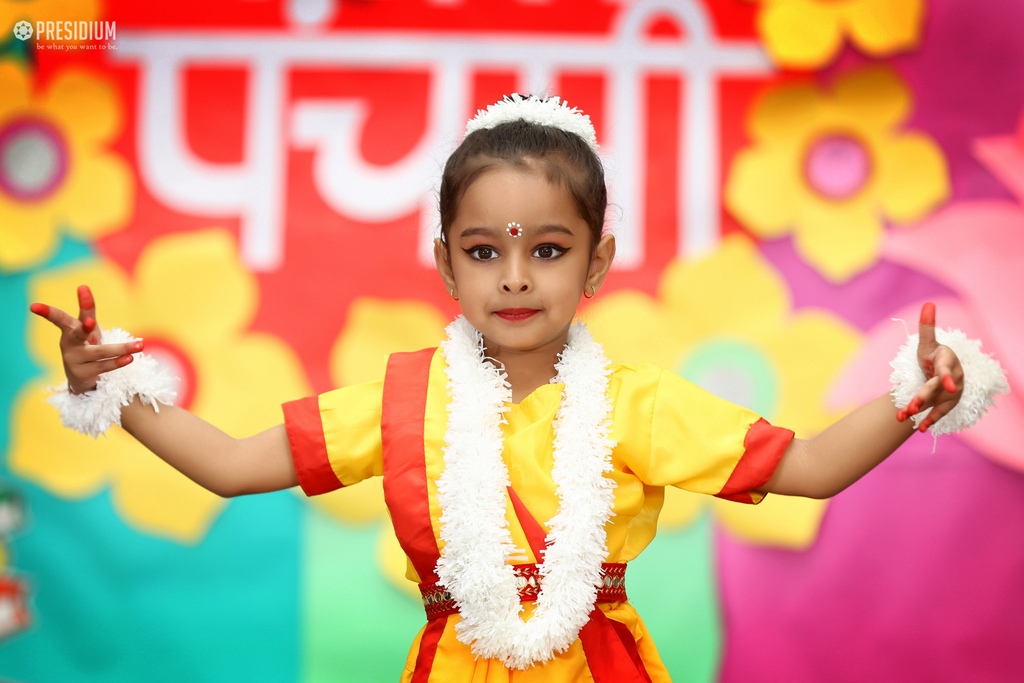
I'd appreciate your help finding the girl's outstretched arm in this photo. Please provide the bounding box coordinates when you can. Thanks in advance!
[30,286,298,498]
[119,399,297,497]
[759,302,964,500]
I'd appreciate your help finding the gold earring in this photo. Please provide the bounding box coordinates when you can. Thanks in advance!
[450,290,459,301]
[583,285,596,299]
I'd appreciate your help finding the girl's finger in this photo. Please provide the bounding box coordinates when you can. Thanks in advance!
[79,340,144,361]
[918,302,937,350]
[69,317,96,345]
[79,354,135,378]
[77,285,96,320]
[907,376,943,416]
[77,285,100,344]
[30,303,81,334]
[931,349,963,395]
[918,399,957,432]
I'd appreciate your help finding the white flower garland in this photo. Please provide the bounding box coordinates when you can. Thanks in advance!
[890,327,1009,436]
[435,316,617,669]
[48,327,177,438]
[465,93,600,154]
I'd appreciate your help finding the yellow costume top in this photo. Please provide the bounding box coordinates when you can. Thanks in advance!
[283,348,793,682]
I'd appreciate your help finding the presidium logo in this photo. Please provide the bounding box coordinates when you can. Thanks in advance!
[12,19,117,46]
[12,21,32,40]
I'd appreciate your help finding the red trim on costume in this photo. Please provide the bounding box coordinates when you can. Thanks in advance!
[609,618,653,683]
[382,348,442,582]
[507,486,548,561]
[410,618,447,683]
[715,417,794,504]
[282,395,341,496]
[580,608,652,683]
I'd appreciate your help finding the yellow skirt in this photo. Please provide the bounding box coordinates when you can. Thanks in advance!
[400,601,673,683]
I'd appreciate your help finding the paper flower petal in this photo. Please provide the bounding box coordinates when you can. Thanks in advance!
[844,0,925,57]
[877,134,950,223]
[758,0,842,69]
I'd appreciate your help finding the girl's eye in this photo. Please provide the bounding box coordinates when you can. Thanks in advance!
[534,244,568,259]
[466,246,497,261]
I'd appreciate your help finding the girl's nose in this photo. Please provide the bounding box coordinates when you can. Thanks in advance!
[501,255,531,293]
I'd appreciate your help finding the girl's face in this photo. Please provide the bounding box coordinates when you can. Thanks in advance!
[435,164,614,362]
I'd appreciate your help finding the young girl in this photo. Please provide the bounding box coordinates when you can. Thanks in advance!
[30,95,1005,682]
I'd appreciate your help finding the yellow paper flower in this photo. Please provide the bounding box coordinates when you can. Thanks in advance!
[0,61,132,271]
[585,234,861,548]
[755,0,925,69]
[725,66,949,283]
[10,230,310,543]
[308,297,448,597]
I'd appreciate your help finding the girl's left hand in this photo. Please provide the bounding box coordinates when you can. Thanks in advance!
[896,302,964,431]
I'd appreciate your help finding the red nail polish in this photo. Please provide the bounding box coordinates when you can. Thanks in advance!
[78,285,95,311]
[134,340,144,352]
[30,303,50,317]
[83,317,96,331]
[118,355,134,367]
[943,375,957,393]
[920,302,936,327]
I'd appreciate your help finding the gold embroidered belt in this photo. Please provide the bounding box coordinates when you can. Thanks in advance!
[419,562,627,620]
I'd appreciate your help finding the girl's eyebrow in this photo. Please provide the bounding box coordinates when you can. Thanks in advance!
[537,225,575,238]
[458,225,576,239]
[459,226,499,239]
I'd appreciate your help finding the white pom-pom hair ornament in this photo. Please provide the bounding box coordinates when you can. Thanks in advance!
[465,94,599,154]
[890,327,1009,437]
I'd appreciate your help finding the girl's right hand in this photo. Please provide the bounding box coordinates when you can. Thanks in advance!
[30,285,144,395]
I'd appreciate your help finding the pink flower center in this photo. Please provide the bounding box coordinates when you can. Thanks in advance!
[0,117,69,202]
[804,134,872,201]
[142,337,198,411]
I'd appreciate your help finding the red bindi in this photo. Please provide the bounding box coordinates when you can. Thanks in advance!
[506,222,522,238]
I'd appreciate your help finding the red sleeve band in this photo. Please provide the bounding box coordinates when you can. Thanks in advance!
[715,417,794,504]
[282,395,343,496]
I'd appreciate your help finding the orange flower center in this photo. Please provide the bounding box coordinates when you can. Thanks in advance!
[0,117,69,202]
[804,134,872,201]
[142,337,198,411]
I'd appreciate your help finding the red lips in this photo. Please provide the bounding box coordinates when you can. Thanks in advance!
[495,308,538,321]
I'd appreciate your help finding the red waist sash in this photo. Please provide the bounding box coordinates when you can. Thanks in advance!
[419,562,628,620]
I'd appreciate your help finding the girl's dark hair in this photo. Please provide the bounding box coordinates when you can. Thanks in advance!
[439,117,607,253]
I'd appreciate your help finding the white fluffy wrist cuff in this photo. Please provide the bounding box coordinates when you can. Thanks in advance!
[48,327,177,438]
[890,327,1009,436]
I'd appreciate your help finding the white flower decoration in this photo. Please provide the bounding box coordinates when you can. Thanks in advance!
[465,93,599,153]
